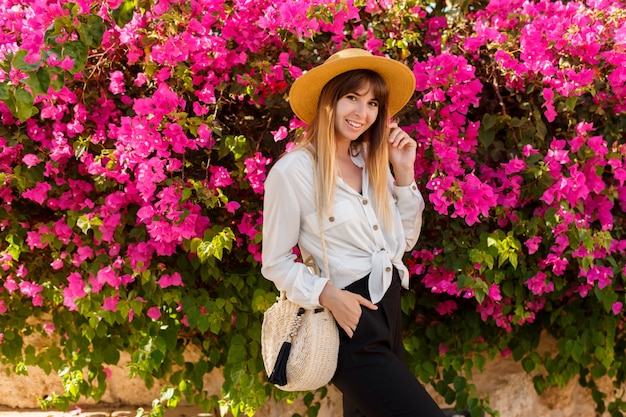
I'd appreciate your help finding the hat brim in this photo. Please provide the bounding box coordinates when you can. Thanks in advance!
[289,51,416,125]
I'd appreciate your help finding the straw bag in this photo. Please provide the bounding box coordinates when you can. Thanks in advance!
[261,290,339,391]
[261,153,339,391]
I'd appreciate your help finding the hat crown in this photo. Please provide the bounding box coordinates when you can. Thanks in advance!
[325,48,372,64]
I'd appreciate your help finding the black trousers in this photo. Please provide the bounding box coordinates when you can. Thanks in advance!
[332,269,446,417]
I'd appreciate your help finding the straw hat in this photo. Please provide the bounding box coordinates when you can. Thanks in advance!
[289,48,416,124]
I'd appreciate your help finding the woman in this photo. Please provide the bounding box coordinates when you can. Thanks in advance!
[262,48,445,417]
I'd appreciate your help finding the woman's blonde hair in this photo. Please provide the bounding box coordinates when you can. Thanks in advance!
[294,69,392,229]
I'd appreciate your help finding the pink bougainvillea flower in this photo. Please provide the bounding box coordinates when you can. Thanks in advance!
[19,280,43,298]
[421,266,460,296]
[209,166,233,189]
[435,300,458,315]
[0,300,7,315]
[22,154,40,167]
[16,264,27,278]
[108,70,125,95]
[525,271,555,296]
[522,144,539,157]
[147,306,162,320]
[541,88,557,119]
[196,123,215,148]
[63,272,87,311]
[134,72,147,87]
[102,294,119,312]
[4,276,18,293]
[583,265,613,289]
[612,302,623,315]
[224,201,240,213]
[244,152,271,194]
[47,54,75,71]
[72,246,94,267]
[501,157,526,175]
[271,126,288,142]
[488,284,502,301]
[540,254,569,276]
[127,242,154,272]
[525,236,542,254]
[453,174,497,225]
[22,182,52,205]
[238,212,260,240]
[157,272,184,288]
[42,323,55,335]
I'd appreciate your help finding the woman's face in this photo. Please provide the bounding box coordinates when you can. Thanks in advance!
[333,82,379,144]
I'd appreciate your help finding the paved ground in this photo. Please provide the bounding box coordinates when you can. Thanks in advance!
[0,406,209,417]
[0,405,470,417]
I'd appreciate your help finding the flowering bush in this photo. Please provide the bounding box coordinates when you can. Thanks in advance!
[0,0,625,416]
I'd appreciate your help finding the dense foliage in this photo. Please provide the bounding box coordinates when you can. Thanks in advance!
[1,0,625,416]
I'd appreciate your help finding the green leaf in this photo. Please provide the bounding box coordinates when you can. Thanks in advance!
[111,0,136,29]
[0,83,9,100]
[422,361,436,378]
[23,68,51,97]
[453,375,467,392]
[474,354,486,372]
[482,113,496,130]
[103,345,121,365]
[12,49,40,72]
[14,87,37,121]
[78,15,106,47]
[590,364,607,380]
[522,356,536,373]
[572,341,583,362]
[62,41,89,73]
[566,96,578,111]
[196,227,235,262]
[223,135,249,160]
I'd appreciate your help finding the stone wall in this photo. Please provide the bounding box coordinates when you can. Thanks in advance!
[0,334,613,416]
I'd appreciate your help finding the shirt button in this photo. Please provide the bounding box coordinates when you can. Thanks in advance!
[329,216,335,222]
[385,267,392,272]
[362,199,368,205]
[373,225,379,231]
[412,185,417,191]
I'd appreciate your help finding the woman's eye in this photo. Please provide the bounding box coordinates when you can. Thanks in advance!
[369,101,379,107]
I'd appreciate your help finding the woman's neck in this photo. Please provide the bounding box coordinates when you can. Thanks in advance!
[335,139,352,161]
[337,145,362,193]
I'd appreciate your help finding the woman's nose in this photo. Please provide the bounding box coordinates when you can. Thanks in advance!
[354,101,366,116]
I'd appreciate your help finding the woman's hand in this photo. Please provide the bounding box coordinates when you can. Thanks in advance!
[319,282,378,338]
[388,121,417,186]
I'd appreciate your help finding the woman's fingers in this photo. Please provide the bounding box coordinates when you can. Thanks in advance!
[319,283,379,338]
[358,295,378,311]
[389,126,416,149]
[336,293,371,337]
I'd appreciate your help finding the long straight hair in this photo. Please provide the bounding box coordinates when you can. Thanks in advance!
[294,69,392,229]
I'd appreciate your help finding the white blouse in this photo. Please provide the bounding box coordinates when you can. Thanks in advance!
[261,148,425,308]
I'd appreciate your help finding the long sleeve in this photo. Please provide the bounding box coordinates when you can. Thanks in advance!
[394,181,426,251]
[261,155,330,308]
